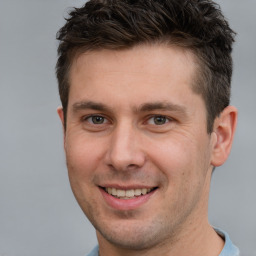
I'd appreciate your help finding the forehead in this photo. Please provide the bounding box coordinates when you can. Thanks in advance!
[71,44,197,80]
[68,44,202,112]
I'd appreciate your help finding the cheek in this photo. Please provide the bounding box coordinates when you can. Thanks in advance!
[64,136,105,213]
[148,136,194,173]
[146,134,209,190]
[65,134,105,181]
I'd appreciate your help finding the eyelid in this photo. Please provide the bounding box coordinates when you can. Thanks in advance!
[82,114,110,124]
[145,115,173,125]
[81,113,175,127]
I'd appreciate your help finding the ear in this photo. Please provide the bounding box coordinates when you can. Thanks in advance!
[57,106,66,146]
[210,106,238,167]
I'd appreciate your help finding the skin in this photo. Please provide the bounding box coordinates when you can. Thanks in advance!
[58,44,237,256]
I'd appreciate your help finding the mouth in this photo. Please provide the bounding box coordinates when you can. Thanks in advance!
[99,186,158,210]
[103,187,157,199]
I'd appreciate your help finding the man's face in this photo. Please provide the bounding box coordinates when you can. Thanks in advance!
[60,45,216,249]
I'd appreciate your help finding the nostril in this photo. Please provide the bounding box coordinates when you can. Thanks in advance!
[127,163,139,169]
[107,163,140,172]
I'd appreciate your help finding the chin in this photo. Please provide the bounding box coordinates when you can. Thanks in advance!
[95,218,171,250]
[98,230,159,250]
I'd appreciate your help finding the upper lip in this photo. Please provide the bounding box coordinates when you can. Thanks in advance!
[99,184,157,190]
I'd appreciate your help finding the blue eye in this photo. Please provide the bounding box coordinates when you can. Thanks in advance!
[148,116,169,125]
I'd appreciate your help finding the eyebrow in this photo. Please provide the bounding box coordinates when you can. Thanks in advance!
[138,102,187,115]
[72,101,110,112]
[72,100,187,116]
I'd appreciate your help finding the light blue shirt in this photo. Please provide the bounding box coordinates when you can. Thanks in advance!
[216,229,240,256]
[86,229,239,256]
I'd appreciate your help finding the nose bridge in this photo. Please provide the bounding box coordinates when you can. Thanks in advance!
[106,120,145,171]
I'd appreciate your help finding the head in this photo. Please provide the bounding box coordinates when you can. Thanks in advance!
[56,0,237,253]
[56,0,235,134]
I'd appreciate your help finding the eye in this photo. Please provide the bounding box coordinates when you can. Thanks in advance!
[147,115,169,125]
[85,115,107,124]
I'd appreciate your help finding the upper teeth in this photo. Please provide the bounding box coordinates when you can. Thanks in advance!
[105,187,153,198]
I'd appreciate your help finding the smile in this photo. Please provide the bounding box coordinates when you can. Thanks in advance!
[104,187,155,199]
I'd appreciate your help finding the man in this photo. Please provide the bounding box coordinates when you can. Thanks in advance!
[56,0,239,255]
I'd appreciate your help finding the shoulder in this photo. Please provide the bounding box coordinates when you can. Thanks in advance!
[85,245,99,256]
[215,228,240,256]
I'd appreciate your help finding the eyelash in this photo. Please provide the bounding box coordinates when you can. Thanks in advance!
[146,115,171,125]
[83,115,109,125]
[82,114,173,126]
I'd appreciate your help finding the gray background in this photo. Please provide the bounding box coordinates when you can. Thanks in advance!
[0,0,255,255]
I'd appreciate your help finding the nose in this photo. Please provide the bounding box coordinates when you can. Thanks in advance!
[105,122,146,171]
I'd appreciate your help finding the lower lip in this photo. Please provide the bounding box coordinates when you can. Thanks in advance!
[100,187,157,211]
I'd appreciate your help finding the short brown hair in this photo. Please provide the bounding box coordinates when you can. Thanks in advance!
[56,0,235,133]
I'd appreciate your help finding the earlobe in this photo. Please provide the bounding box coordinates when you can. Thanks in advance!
[57,106,65,126]
[57,106,66,146]
[210,106,238,167]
